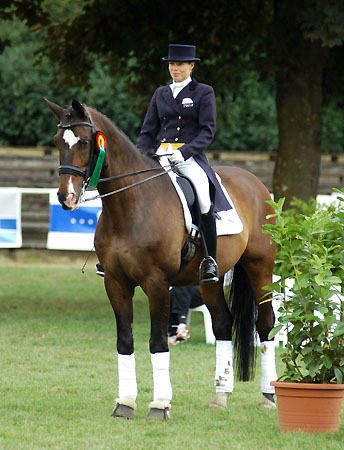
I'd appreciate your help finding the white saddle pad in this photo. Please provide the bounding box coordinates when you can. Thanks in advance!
[167,171,243,236]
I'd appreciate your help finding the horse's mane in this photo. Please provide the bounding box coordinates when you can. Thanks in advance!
[86,105,155,166]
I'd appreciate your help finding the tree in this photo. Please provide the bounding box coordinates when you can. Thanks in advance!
[0,18,278,148]
[270,1,344,205]
[2,0,344,206]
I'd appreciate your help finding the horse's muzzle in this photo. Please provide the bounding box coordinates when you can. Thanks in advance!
[57,190,74,210]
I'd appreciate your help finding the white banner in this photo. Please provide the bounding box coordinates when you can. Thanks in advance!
[47,190,102,251]
[0,188,22,248]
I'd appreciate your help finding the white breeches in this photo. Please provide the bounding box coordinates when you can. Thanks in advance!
[156,145,211,214]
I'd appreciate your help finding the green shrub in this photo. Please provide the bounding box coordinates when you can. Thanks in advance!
[263,190,344,383]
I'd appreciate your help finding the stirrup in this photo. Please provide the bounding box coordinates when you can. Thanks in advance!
[96,263,105,277]
[199,256,219,284]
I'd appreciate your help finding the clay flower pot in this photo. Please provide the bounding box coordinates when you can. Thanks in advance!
[271,381,344,433]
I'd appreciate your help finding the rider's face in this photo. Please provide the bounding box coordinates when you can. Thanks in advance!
[168,61,195,83]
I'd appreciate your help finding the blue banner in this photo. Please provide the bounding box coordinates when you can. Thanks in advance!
[47,191,102,250]
[0,188,22,248]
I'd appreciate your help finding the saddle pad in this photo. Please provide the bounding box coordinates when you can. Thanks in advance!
[167,170,243,236]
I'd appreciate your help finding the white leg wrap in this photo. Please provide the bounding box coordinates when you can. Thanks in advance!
[150,352,172,403]
[260,341,277,394]
[118,353,137,402]
[215,340,234,393]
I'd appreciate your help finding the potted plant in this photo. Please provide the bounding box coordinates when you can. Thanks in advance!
[262,189,344,433]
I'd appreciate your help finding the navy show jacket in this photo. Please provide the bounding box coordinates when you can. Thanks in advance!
[137,79,231,212]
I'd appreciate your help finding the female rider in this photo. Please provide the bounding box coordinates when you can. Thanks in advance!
[137,44,232,284]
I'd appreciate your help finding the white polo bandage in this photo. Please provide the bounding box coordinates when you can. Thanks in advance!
[215,340,234,393]
[260,341,277,393]
[118,353,138,401]
[151,352,172,402]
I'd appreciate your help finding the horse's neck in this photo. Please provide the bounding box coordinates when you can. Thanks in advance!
[107,130,149,179]
[93,109,145,173]
[95,113,154,212]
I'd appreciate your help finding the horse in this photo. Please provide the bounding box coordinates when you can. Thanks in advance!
[44,98,277,420]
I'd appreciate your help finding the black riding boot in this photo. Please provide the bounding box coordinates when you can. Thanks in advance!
[199,209,219,284]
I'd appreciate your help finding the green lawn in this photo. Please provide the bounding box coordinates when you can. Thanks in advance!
[0,258,343,449]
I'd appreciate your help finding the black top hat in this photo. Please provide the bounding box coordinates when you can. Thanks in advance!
[162,44,201,62]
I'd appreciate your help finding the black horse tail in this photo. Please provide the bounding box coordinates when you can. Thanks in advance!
[229,262,257,381]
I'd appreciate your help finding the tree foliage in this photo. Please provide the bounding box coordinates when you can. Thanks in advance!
[0,16,279,149]
[1,0,344,206]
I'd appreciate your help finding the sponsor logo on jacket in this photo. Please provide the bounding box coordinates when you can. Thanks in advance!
[182,97,193,108]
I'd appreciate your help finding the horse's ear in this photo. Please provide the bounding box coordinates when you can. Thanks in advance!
[72,99,86,119]
[43,98,64,120]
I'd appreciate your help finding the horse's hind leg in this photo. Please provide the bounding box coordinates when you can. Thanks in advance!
[241,257,278,409]
[200,280,234,410]
[104,276,138,419]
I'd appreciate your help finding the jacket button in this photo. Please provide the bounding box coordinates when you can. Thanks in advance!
[175,138,179,141]
[176,127,180,131]
[178,116,181,119]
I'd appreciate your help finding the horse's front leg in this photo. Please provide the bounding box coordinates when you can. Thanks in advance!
[104,275,137,419]
[201,280,234,410]
[143,278,172,420]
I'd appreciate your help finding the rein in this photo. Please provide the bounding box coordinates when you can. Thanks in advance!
[83,167,173,202]
[97,166,168,183]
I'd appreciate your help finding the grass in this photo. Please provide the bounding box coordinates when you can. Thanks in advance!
[0,254,343,449]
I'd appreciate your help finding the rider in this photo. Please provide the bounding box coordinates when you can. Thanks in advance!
[136,44,232,284]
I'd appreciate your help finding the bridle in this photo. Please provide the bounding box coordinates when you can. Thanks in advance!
[58,110,104,187]
[57,109,173,203]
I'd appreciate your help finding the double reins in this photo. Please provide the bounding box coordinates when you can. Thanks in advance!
[84,165,172,202]
[57,109,174,203]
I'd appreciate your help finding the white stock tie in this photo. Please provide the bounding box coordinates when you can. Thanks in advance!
[170,82,185,98]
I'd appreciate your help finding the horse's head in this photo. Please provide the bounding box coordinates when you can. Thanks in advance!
[44,98,104,210]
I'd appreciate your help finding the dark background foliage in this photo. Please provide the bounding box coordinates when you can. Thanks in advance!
[0,2,342,152]
[1,0,344,205]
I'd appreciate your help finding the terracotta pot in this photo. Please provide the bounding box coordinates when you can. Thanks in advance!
[271,381,344,433]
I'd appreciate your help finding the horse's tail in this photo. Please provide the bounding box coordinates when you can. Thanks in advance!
[229,262,257,382]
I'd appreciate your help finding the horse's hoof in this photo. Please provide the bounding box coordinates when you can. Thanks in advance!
[147,407,171,420]
[208,392,231,410]
[259,393,276,409]
[111,403,135,419]
[147,401,171,420]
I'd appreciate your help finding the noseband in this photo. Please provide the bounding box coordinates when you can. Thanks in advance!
[57,110,105,187]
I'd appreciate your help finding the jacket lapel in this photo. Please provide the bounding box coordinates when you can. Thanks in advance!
[162,86,180,114]
[162,79,199,113]
[176,79,198,111]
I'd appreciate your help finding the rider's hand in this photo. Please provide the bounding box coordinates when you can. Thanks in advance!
[168,149,184,164]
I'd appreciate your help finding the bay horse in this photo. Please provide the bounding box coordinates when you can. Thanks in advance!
[45,98,277,420]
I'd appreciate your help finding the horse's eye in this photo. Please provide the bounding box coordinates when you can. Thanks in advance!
[80,139,89,148]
